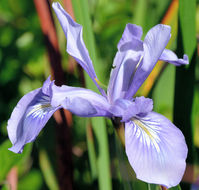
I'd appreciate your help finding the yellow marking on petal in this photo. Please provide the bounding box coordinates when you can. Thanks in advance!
[132,119,154,140]
[132,118,160,152]
[94,78,107,90]
[136,55,143,70]
[130,55,144,86]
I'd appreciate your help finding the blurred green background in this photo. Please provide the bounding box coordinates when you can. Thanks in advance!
[0,0,199,189]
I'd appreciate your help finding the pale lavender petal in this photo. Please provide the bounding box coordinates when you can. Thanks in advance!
[52,2,106,96]
[7,79,59,153]
[51,84,111,117]
[42,75,53,95]
[108,23,144,102]
[122,96,153,122]
[160,49,189,66]
[109,98,132,117]
[125,24,171,99]
[125,111,187,188]
[117,24,143,49]
[107,48,143,103]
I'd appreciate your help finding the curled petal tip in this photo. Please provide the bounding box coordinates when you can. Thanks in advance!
[52,2,106,96]
[183,54,189,64]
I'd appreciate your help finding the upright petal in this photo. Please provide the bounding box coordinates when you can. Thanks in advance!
[51,84,111,117]
[108,23,144,102]
[125,111,187,188]
[52,2,106,96]
[7,79,59,153]
[160,49,189,66]
[117,23,143,49]
[125,24,171,99]
[108,49,142,102]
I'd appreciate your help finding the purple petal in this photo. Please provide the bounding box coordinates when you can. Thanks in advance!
[117,24,143,49]
[52,2,106,96]
[42,75,53,95]
[109,97,152,120]
[108,45,143,103]
[107,51,141,102]
[160,49,189,66]
[109,98,132,117]
[125,111,187,188]
[51,84,111,117]
[108,24,144,102]
[125,24,171,99]
[7,79,59,153]
[122,96,153,121]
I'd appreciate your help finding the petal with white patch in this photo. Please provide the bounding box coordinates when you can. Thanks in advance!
[7,79,59,153]
[125,111,187,188]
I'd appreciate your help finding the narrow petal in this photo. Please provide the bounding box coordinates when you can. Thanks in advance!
[117,24,143,49]
[125,112,187,188]
[52,2,106,96]
[51,84,111,117]
[125,24,171,99]
[160,49,189,66]
[7,79,59,153]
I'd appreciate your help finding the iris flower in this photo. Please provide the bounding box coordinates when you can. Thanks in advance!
[7,2,188,188]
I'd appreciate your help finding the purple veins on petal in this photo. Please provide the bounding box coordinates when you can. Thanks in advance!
[7,78,59,153]
[7,5,189,187]
[125,112,188,188]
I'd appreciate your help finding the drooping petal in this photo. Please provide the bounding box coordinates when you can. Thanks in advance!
[117,23,143,49]
[160,49,189,66]
[7,79,59,153]
[51,84,111,117]
[52,2,106,96]
[125,111,187,188]
[125,24,171,99]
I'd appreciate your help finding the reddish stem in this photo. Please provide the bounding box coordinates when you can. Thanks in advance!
[33,0,73,189]
[62,0,75,20]
[7,167,18,190]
